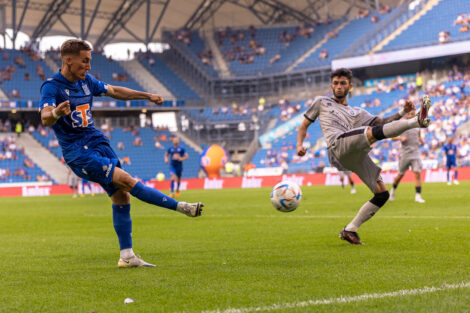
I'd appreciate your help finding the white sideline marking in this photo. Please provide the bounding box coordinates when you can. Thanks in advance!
[199,282,470,313]
[204,215,470,220]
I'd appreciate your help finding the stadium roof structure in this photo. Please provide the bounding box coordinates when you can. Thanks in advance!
[0,0,400,48]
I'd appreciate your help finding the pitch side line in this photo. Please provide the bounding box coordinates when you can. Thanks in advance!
[203,215,470,219]
[198,282,470,313]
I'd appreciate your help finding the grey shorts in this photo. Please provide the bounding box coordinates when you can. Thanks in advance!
[328,127,382,193]
[398,158,422,174]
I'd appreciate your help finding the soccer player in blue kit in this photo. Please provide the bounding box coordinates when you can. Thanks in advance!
[442,137,459,185]
[40,39,203,267]
[165,137,187,198]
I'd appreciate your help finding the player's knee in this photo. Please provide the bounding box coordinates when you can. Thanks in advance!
[111,190,130,204]
[371,126,386,140]
[370,191,389,208]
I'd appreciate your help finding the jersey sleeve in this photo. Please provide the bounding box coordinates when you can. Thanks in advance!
[304,97,321,122]
[88,74,108,96]
[356,108,377,126]
[180,147,186,156]
[39,82,58,112]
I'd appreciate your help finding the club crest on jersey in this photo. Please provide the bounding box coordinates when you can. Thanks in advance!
[65,89,70,96]
[348,108,358,116]
[82,84,91,96]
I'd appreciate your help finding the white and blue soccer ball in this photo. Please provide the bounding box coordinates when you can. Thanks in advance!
[270,181,302,212]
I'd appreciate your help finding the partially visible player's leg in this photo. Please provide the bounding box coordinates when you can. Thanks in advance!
[366,96,432,144]
[112,167,203,217]
[348,173,356,194]
[176,176,181,197]
[169,172,176,198]
[110,190,155,268]
[446,163,453,185]
[453,162,459,184]
[414,171,425,203]
[390,173,403,201]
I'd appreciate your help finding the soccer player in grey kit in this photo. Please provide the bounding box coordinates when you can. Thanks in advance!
[297,68,431,245]
[389,109,426,203]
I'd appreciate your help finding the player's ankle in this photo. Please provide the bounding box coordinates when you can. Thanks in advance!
[120,248,135,259]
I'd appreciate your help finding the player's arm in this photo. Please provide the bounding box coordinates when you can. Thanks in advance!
[418,131,424,145]
[41,100,71,127]
[106,85,163,105]
[371,100,415,126]
[297,118,312,156]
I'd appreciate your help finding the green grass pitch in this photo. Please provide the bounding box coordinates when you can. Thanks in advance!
[1,182,469,313]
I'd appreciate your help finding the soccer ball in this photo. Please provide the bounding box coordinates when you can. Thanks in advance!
[270,181,302,212]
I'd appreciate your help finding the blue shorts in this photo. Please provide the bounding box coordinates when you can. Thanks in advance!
[446,159,457,170]
[170,165,183,178]
[67,143,121,196]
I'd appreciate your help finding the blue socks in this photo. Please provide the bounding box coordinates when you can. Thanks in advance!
[170,180,175,193]
[130,181,178,210]
[112,204,132,250]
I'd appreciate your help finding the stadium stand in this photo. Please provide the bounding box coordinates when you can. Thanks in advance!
[0,134,52,183]
[167,29,219,78]
[0,48,53,101]
[383,0,470,51]
[294,12,392,70]
[136,52,201,100]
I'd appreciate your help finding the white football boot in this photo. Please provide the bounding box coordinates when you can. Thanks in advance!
[389,188,395,201]
[415,194,425,203]
[118,255,155,268]
[176,202,204,217]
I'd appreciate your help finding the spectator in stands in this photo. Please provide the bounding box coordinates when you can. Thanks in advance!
[358,10,370,18]
[49,138,59,148]
[11,89,20,98]
[117,141,125,150]
[15,121,22,137]
[132,136,143,146]
[459,23,469,33]
[36,174,51,182]
[370,15,380,23]
[36,64,46,80]
[154,137,163,149]
[327,31,338,39]
[2,51,9,60]
[380,5,391,14]
[24,72,30,81]
[27,124,35,134]
[319,49,328,59]
[24,158,34,168]
[14,55,26,68]
[454,14,467,25]
[122,156,131,165]
[270,53,281,63]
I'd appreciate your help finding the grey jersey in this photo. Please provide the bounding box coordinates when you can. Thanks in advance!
[304,96,377,148]
[400,128,420,159]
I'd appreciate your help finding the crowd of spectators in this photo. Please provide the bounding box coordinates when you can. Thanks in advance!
[454,13,470,33]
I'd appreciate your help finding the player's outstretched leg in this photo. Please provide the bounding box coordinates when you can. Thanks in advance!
[369,96,432,144]
[340,181,389,245]
[113,168,203,217]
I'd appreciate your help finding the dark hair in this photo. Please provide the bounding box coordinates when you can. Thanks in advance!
[331,68,353,82]
[60,39,91,57]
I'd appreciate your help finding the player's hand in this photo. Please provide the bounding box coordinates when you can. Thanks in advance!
[297,145,307,156]
[149,94,163,105]
[55,100,71,117]
[403,99,415,113]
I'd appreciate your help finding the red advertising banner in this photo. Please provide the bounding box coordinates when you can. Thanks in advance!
[0,167,468,197]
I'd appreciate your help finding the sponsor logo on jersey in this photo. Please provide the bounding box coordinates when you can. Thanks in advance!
[82,84,91,95]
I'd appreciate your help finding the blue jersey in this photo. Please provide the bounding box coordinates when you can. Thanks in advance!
[39,71,109,162]
[167,146,186,168]
[442,143,457,162]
